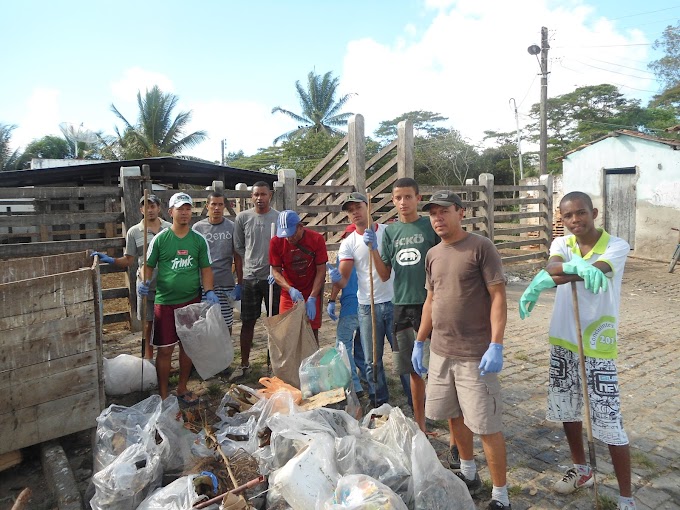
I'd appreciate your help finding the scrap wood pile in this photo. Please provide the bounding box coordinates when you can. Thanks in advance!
[88,344,475,510]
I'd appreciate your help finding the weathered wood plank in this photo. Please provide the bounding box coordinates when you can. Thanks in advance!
[0,450,22,472]
[494,225,544,236]
[102,287,128,299]
[0,301,91,332]
[298,185,354,193]
[300,136,348,185]
[0,269,94,320]
[103,311,130,325]
[0,389,101,455]
[297,204,344,213]
[0,362,98,411]
[0,237,125,259]
[493,211,547,222]
[501,252,548,263]
[306,224,351,233]
[0,211,123,228]
[419,185,485,193]
[496,238,548,250]
[495,197,545,207]
[0,314,96,371]
[0,350,97,388]
[494,185,545,192]
[0,187,121,199]
[0,252,90,284]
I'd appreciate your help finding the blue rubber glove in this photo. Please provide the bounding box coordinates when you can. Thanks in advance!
[230,284,242,301]
[205,290,220,305]
[306,296,317,321]
[479,343,503,376]
[562,255,608,294]
[411,341,427,377]
[91,251,114,264]
[519,270,557,319]
[267,275,276,285]
[362,227,377,250]
[327,262,342,284]
[288,287,304,302]
[327,301,337,321]
[137,280,151,297]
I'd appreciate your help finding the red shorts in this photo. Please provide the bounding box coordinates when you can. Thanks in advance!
[280,293,322,330]
[152,296,201,348]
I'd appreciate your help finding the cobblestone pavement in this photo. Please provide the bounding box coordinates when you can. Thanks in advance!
[424,258,680,510]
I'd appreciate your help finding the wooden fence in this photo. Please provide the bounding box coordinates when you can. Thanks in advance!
[0,115,552,332]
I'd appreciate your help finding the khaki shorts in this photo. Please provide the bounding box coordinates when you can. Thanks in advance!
[425,350,503,435]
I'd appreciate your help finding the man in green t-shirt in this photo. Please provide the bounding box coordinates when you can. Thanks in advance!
[366,178,440,436]
[139,192,218,404]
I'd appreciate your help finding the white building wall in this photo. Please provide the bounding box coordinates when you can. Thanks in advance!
[562,135,680,261]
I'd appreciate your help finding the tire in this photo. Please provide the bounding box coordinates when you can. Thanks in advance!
[669,246,680,273]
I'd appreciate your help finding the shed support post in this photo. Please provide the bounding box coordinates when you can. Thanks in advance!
[397,120,414,180]
[348,114,366,193]
[121,166,143,333]
[479,173,495,241]
[277,169,298,211]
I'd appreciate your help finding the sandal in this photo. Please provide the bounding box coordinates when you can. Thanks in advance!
[177,391,200,406]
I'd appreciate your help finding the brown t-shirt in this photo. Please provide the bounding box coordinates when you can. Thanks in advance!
[425,233,505,360]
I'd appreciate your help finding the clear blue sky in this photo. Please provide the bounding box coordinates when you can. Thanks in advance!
[3,1,679,162]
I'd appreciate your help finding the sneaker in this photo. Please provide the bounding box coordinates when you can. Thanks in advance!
[488,500,512,510]
[228,365,251,382]
[553,467,594,494]
[448,444,461,471]
[455,472,483,496]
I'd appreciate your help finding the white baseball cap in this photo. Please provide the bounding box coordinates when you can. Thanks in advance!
[169,192,193,208]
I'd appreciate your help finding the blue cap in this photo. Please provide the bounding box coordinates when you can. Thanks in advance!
[277,210,301,238]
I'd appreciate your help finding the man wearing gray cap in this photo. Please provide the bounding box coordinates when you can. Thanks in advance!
[414,190,511,510]
[91,193,171,360]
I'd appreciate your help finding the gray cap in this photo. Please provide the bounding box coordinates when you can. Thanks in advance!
[140,194,161,205]
[422,190,465,211]
[342,192,368,211]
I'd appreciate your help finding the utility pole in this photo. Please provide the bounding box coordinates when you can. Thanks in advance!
[509,98,524,181]
[539,26,550,175]
[221,139,227,166]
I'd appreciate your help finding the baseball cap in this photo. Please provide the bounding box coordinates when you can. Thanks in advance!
[342,192,368,211]
[169,192,193,208]
[139,194,161,205]
[422,190,465,211]
[277,210,301,238]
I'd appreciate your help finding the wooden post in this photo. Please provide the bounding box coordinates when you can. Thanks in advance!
[465,178,477,231]
[478,173,495,241]
[235,183,248,214]
[348,114,366,194]
[273,181,285,212]
[397,120,414,180]
[277,169,298,211]
[120,166,143,333]
[539,174,554,254]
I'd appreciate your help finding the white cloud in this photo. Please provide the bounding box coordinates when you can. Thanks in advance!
[13,88,61,150]
[184,100,295,162]
[110,67,175,104]
[341,0,654,144]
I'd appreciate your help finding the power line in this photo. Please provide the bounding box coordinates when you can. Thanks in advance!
[558,60,661,93]
[607,5,680,21]
[553,43,652,48]
[578,57,656,75]
[569,58,655,80]
[518,75,538,108]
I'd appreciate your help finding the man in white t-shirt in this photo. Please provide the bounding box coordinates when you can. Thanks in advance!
[329,192,395,406]
[519,191,634,510]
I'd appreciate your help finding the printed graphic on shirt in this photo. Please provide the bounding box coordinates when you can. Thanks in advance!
[396,248,421,265]
[202,231,232,243]
[583,316,617,355]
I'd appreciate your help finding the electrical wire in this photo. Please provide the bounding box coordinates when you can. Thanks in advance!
[576,57,656,75]
[607,5,680,21]
[568,58,655,80]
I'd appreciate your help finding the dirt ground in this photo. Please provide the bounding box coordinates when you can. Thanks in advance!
[0,257,677,509]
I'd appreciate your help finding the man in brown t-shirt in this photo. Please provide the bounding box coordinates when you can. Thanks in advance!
[414,190,511,510]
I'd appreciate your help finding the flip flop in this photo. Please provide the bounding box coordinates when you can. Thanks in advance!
[177,391,200,406]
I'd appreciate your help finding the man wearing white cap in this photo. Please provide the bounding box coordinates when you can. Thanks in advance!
[270,210,328,341]
[139,192,218,404]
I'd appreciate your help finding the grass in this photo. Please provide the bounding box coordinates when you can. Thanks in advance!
[206,383,223,397]
[508,485,523,497]
[514,351,529,361]
[631,450,655,469]
[169,374,179,386]
[597,494,618,510]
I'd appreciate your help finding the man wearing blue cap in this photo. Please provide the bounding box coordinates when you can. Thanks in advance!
[270,210,328,340]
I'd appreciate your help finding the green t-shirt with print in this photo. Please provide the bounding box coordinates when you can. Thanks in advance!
[146,228,212,305]
[381,216,439,305]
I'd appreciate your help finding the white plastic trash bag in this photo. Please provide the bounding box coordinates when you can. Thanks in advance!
[136,475,207,510]
[299,345,352,398]
[175,302,234,379]
[323,474,408,509]
[104,354,157,395]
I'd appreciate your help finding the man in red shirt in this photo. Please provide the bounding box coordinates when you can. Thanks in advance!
[270,210,328,341]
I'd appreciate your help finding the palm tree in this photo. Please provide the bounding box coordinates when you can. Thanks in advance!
[111,86,207,159]
[0,123,22,171]
[271,71,354,144]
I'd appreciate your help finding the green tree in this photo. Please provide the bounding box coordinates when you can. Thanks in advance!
[0,123,22,171]
[271,71,354,143]
[111,85,207,159]
[375,110,449,140]
[15,135,72,169]
[414,129,479,186]
[649,22,680,90]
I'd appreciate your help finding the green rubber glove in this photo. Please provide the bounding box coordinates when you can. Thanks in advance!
[562,255,608,294]
[519,270,556,320]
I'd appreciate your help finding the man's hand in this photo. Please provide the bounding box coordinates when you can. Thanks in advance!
[327,301,337,321]
[137,280,151,297]
[91,251,114,265]
[229,284,242,301]
[288,287,304,302]
[411,341,427,377]
[362,228,377,250]
[306,296,317,320]
[205,290,220,305]
[327,262,342,284]
[267,275,276,286]
[519,270,557,319]
[479,343,503,376]
[562,255,608,294]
